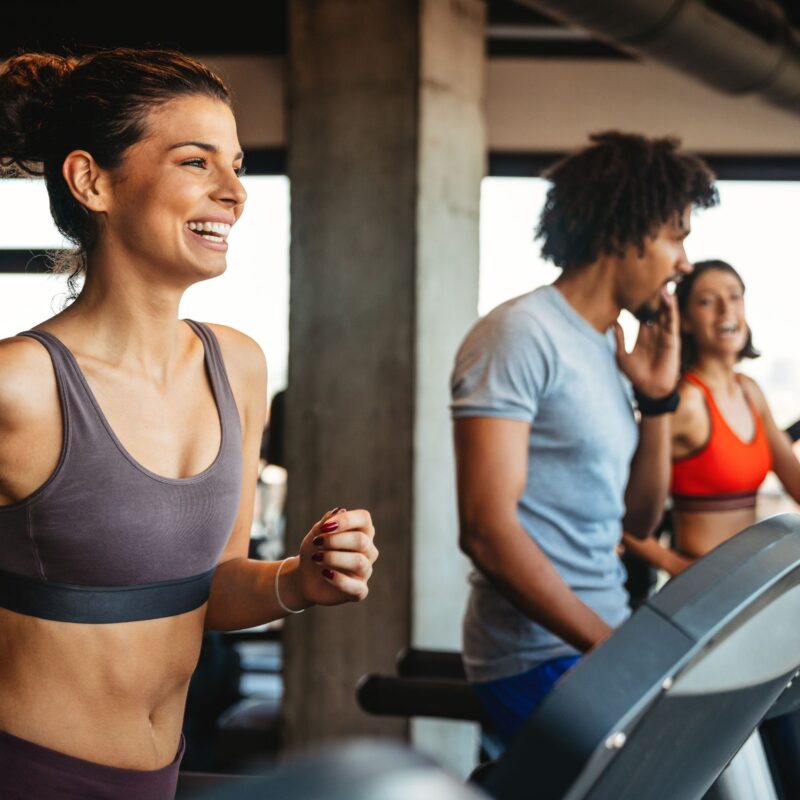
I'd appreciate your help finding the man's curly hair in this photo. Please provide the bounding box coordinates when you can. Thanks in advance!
[536,131,719,271]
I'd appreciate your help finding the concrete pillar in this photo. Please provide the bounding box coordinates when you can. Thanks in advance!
[284,0,486,774]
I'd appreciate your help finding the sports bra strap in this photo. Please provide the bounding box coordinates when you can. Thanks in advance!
[682,371,712,398]
[682,371,762,436]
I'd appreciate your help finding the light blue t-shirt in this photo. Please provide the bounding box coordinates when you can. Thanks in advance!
[450,284,639,682]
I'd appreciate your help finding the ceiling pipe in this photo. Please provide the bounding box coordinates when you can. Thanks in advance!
[513,0,800,116]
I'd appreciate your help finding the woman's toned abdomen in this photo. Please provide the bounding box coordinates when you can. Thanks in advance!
[0,604,206,769]
[673,508,757,559]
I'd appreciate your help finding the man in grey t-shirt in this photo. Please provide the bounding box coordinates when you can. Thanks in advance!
[450,131,718,744]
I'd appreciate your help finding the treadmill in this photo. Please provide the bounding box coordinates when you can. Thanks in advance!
[184,513,800,799]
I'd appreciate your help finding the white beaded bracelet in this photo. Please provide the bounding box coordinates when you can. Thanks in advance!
[275,556,304,614]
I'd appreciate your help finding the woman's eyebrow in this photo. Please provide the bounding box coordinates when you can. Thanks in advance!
[167,140,244,160]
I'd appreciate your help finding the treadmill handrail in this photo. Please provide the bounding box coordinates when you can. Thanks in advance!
[485,513,800,800]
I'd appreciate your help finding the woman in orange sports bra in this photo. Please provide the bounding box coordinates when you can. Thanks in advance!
[623,259,800,572]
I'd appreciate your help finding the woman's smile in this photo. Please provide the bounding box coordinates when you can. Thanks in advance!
[183,223,229,252]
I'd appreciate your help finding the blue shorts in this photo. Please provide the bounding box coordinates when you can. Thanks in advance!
[472,655,582,745]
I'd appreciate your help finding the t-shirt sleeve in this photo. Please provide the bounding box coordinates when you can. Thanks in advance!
[450,310,554,423]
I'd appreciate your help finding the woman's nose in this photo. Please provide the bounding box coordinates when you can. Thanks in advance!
[216,172,247,208]
[227,178,247,207]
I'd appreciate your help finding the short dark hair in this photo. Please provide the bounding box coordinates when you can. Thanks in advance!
[676,259,760,372]
[0,47,232,307]
[536,131,718,271]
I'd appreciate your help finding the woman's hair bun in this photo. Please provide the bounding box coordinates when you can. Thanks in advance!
[0,51,79,176]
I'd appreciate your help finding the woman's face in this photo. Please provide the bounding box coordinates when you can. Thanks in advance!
[99,94,247,286]
[682,268,748,359]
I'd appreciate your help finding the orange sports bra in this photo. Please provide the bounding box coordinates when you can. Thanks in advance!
[671,372,772,512]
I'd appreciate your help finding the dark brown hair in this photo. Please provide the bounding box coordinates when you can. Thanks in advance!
[0,47,232,306]
[676,259,760,372]
[536,131,718,271]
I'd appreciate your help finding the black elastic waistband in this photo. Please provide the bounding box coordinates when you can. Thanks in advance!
[0,567,216,624]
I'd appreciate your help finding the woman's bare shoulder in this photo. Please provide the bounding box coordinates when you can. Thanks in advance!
[200,324,268,427]
[671,379,707,444]
[0,335,57,428]
[201,322,267,379]
[0,335,61,505]
[675,379,705,419]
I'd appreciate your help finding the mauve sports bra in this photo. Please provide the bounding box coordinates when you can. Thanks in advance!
[0,319,243,624]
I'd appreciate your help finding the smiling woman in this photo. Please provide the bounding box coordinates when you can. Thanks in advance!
[623,259,800,573]
[51,89,250,291]
[0,47,377,799]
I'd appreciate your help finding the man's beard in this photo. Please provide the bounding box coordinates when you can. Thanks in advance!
[633,302,660,325]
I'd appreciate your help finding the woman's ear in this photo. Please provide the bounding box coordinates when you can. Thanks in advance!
[62,149,110,214]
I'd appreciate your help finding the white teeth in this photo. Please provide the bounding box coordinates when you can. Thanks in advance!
[186,220,231,237]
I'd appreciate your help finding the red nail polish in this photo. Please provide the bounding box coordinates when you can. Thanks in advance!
[313,536,324,546]
[321,520,339,532]
[322,569,335,580]
[312,552,323,563]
